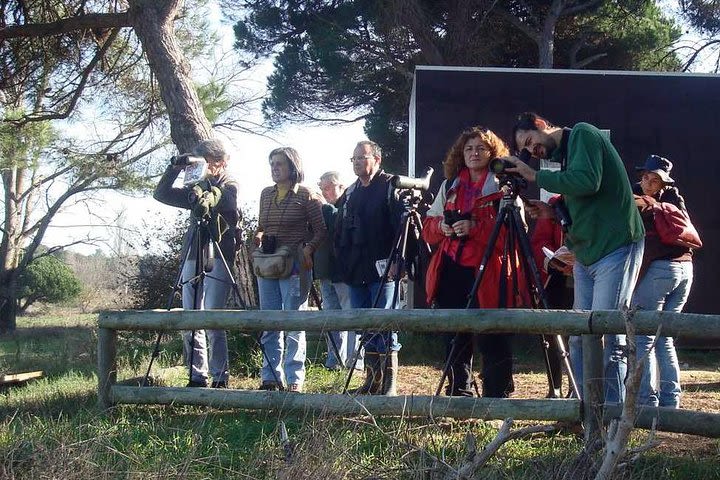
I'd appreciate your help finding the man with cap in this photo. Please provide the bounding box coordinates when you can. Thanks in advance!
[503,112,645,404]
[631,154,694,408]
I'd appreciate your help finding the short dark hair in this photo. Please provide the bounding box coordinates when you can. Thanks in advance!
[510,112,554,152]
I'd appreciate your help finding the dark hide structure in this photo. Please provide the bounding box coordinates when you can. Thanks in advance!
[409,66,720,316]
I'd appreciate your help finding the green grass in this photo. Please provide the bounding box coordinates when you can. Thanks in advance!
[1,313,720,479]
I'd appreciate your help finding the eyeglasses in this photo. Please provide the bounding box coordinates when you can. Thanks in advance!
[350,155,374,162]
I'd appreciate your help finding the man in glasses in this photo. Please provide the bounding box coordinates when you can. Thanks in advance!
[504,112,645,405]
[335,140,402,395]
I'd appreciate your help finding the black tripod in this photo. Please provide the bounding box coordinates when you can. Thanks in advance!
[435,175,579,399]
[143,213,283,389]
[342,189,432,393]
[308,283,345,369]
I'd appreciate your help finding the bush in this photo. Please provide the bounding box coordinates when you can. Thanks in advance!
[18,255,82,313]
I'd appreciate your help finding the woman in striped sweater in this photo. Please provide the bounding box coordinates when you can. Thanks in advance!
[253,147,327,392]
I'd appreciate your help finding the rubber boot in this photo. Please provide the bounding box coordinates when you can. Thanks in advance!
[349,352,383,395]
[381,351,398,396]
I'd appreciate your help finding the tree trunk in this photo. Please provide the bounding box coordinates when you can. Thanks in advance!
[0,273,19,334]
[0,166,22,333]
[128,0,213,153]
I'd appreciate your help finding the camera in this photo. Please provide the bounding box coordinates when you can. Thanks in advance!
[553,198,572,233]
[489,158,515,175]
[391,167,434,191]
[170,154,204,167]
[489,149,531,176]
[170,154,208,187]
[261,234,278,254]
[443,209,471,238]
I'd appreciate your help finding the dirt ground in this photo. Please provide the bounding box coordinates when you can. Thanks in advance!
[394,362,720,457]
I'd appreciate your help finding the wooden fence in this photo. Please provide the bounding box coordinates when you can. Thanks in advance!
[97,308,720,439]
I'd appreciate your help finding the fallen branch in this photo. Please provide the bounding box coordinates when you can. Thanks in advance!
[449,418,558,480]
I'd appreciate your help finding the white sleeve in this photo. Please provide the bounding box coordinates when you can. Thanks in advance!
[427,180,448,217]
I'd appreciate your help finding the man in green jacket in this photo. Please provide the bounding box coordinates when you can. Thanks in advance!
[506,112,645,404]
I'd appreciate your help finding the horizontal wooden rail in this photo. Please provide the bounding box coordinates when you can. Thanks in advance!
[111,386,581,422]
[99,308,720,338]
[603,405,720,438]
[97,308,720,439]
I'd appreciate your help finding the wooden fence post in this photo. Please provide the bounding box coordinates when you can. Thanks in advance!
[97,327,117,410]
[582,334,604,443]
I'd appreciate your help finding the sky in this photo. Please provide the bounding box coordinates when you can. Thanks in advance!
[46,107,366,256]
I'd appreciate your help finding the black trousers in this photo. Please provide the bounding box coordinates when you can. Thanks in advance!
[544,271,574,393]
[436,253,514,398]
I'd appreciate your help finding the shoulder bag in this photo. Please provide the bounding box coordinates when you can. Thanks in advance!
[251,245,294,279]
[652,201,702,249]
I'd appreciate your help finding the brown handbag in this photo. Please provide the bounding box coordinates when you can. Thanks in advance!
[251,245,294,278]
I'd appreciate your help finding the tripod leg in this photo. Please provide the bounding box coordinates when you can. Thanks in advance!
[509,207,580,399]
[144,225,197,387]
[309,283,345,369]
[435,207,508,396]
[206,237,285,390]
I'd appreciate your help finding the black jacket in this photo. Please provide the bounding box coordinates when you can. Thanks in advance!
[334,170,401,285]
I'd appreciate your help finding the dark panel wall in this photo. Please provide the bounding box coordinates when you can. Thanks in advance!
[413,67,720,314]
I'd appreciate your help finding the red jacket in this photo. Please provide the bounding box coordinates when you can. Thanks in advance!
[423,169,528,308]
[530,195,565,285]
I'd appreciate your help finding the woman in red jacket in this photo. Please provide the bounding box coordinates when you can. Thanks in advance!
[423,126,525,397]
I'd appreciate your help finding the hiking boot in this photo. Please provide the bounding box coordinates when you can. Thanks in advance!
[186,379,208,388]
[381,351,398,396]
[211,380,228,389]
[259,381,280,391]
[288,383,302,392]
[348,352,383,395]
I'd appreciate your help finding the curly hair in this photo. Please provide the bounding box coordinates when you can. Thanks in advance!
[442,126,510,180]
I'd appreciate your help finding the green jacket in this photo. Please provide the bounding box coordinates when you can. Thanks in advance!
[536,123,644,265]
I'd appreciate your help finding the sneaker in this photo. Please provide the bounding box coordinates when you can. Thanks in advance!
[186,379,208,388]
[259,381,279,391]
[211,380,228,389]
[288,383,302,393]
[325,364,342,372]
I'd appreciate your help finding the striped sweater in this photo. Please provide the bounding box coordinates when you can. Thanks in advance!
[257,184,327,253]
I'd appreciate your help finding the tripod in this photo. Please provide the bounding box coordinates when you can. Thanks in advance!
[307,283,345,369]
[435,175,579,399]
[342,189,432,393]
[143,213,283,389]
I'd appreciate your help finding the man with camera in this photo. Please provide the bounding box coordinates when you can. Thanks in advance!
[504,112,644,404]
[335,140,402,395]
[154,138,239,388]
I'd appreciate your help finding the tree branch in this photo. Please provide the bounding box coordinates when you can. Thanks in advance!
[15,28,121,125]
[0,12,131,40]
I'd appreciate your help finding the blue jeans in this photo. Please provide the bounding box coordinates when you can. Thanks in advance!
[570,239,644,404]
[321,280,363,369]
[181,259,231,383]
[349,281,401,354]
[257,266,311,387]
[632,260,693,408]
